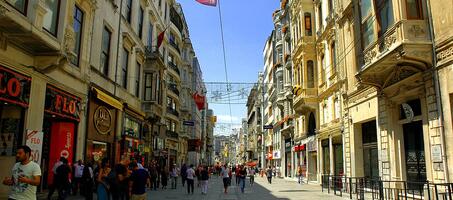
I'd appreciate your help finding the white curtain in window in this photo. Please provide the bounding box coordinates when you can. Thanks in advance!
[43,0,59,34]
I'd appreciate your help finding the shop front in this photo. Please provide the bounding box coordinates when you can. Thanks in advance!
[43,84,81,186]
[166,139,179,166]
[293,144,306,179]
[85,87,122,165]
[306,138,317,182]
[121,105,145,162]
[0,65,31,194]
[285,138,292,177]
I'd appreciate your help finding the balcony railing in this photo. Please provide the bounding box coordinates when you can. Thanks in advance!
[168,62,180,76]
[321,175,453,200]
[145,46,164,62]
[167,83,180,96]
[166,130,179,139]
[169,39,181,54]
[166,107,179,117]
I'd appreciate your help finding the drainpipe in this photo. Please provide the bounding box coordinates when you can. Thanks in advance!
[425,0,449,183]
[114,0,124,96]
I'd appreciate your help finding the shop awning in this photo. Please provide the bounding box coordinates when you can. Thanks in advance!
[92,88,123,110]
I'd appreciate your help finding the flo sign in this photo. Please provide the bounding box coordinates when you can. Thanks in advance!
[26,130,43,164]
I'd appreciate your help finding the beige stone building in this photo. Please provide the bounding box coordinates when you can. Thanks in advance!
[0,0,209,196]
[428,0,453,183]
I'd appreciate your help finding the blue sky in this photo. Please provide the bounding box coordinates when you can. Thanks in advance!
[179,0,280,135]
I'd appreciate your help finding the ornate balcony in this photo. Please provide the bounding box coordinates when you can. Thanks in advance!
[145,46,165,68]
[168,62,180,76]
[166,107,179,117]
[357,20,433,90]
[166,130,179,139]
[293,87,318,113]
[167,83,180,96]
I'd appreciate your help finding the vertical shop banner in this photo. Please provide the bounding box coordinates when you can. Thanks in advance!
[25,130,43,164]
[47,122,75,184]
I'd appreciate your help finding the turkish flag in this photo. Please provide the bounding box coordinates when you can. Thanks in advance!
[192,93,206,110]
[157,31,165,48]
[196,0,217,7]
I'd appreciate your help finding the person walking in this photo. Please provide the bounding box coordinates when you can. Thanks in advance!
[185,164,195,194]
[96,158,111,200]
[238,165,247,193]
[200,166,209,195]
[160,167,168,189]
[128,162,149,200]
[195,165,202,188]
[81,162,94,200]
[47,157,64,200]
[149,164,158,190]
[72,160,84,195]
[235,166,240,185]
[2,145,41,200]
[297,166,303,184]
[266,166,273,184]
[170,164,179,189]
[111,156,131,200]
[220,165,230,194]
[248,166,256,186]
[55,158,72,200]
[180,164,187,187]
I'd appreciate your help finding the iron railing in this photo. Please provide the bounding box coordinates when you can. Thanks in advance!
[168,62,180,76]
[321,175,453,200]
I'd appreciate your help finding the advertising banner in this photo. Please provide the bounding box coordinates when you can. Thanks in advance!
[47,122,75,185]
[25,130,43,164]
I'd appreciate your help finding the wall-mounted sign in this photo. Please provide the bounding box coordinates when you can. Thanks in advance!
[26,130,43,164]
[94,106,112,135]
[0,65,31,107]
[431,145,442,163]
[183,121,195,126]
[263,125,273,129]
[45,85,81,121]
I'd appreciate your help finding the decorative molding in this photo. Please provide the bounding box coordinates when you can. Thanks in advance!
[364,49,377,65]
[0,3,9,17]
[437,45,453,62]
[63,26,75,57]
[0,32,6,50]
[408,24,425,38]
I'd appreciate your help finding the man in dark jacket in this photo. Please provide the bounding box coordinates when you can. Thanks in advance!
[55,158,71,200]
[129,162,149,200]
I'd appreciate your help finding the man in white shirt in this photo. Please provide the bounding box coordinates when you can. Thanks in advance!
[73,160,84,195]
[3,145,41,200]
[220,165,230,194]
[186,165,196,194]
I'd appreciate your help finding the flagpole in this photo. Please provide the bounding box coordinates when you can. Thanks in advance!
[217,0,234,134]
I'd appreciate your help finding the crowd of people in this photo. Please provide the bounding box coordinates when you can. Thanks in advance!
[2,145,270,200]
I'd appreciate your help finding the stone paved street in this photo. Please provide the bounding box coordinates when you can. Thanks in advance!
[146,176,347,200]
[38,175,347,200]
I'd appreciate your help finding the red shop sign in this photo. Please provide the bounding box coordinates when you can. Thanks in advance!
[45,85,81,121]
[0,65,31,107]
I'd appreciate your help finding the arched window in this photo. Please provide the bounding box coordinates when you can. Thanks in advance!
[307,60,314,88]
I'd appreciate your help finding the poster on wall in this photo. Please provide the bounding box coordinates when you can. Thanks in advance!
[47,122,75,185]
[25,130,43,164]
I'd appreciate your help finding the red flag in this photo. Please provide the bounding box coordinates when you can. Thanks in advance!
[192,93,206,110]
[157,30,165,48]
[196,0,217,7]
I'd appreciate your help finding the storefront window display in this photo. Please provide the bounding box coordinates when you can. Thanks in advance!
[0,105,25,156]
[124,115,141,138]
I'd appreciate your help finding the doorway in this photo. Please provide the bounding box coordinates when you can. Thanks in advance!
[362,120,379,179]
[403,120,426,187]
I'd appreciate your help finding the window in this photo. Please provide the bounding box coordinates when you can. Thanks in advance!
[144,73,152,101]
[148,23,153,47]
[321,54,326,83]
[100,27,112,76]
[138,6,144,38]
[323,103,328,124]
[376,0,394,35]
[121,48,129,88]
[6,0,27,14]
[125,0,132,23]
[331,42,336,73]
[304,13,312,36]
[328,0,334,15]
[334,97,340,119]
[42,0,60,35]
[164,2,168,21]
[360,0,375,48]
[406,0,423,19]
[135,62,141,97]
[318,4,323,29]
[71,6,84,66]
[307,60,314,88]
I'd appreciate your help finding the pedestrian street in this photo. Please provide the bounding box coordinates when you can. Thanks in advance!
[144,175,346,200]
